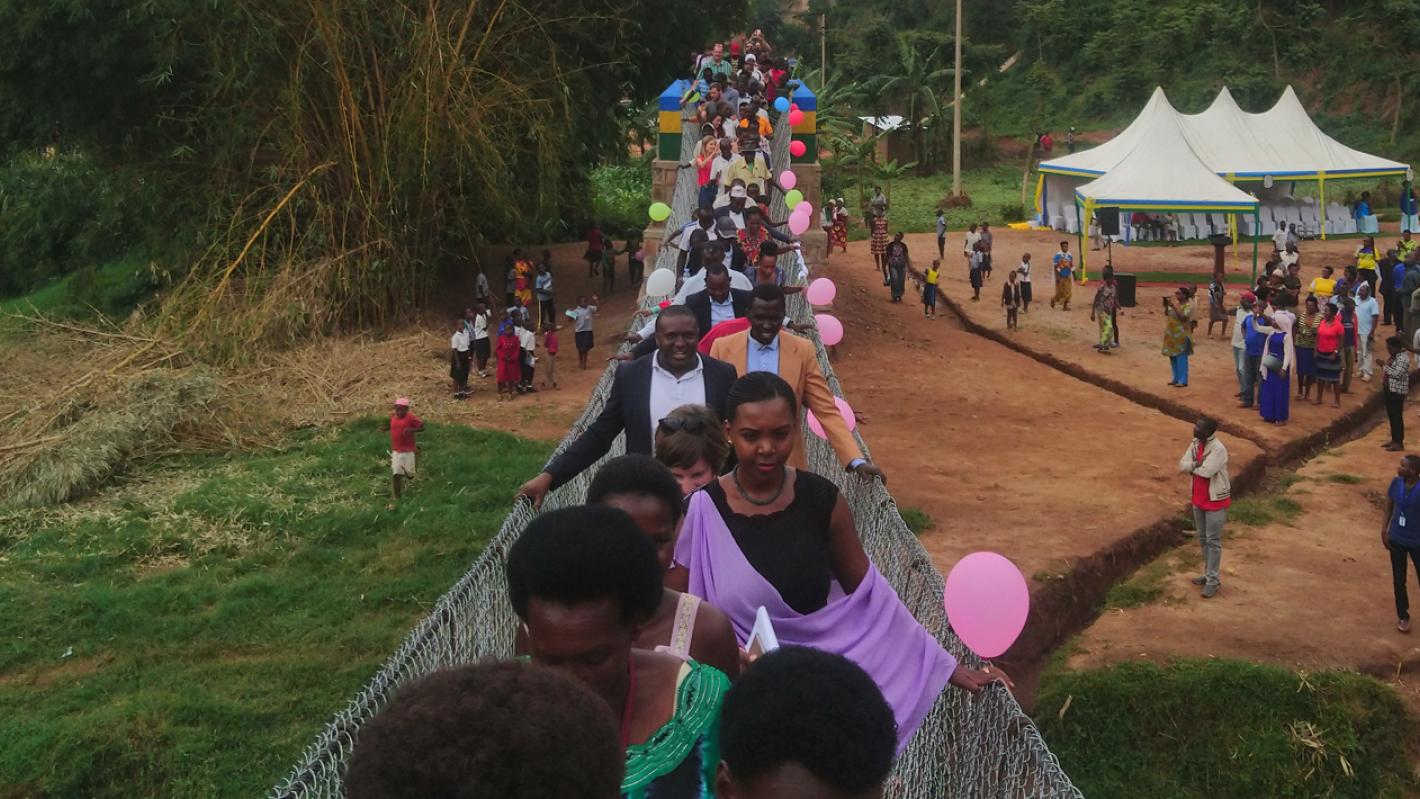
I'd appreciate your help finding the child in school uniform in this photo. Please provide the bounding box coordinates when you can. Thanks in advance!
[922,260,940,318]
[449,318,471,399]
[1017,254,1033,313]
[1002,270,1024,330]
[569,295,599,369]
[968,242,985,302]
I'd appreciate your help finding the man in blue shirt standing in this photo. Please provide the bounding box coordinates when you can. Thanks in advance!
[1382,454,1420,634]
[1239,306,1270,409]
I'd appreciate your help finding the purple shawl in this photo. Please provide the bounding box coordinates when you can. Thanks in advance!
[674,490,956,750]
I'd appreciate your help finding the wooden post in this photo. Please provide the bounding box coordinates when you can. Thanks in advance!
[951,0,963,197]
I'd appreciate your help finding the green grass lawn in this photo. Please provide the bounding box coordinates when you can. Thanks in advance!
[1035,659,1419,798]
[0,419,550,797]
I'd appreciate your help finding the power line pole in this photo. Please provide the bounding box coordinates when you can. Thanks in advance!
[951,0,963,196]
[820,13,827,79]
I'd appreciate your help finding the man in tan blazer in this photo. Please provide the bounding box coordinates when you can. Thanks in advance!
[710,282,888,482]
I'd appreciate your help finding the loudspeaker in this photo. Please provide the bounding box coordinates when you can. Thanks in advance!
[1097,207,1121,236]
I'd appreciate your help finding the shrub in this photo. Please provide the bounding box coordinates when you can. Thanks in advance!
[0,149,153,297]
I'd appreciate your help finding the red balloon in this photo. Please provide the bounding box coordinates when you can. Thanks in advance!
[789,140,807,157]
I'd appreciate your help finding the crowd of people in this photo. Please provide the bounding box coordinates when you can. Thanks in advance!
[1211,231,1420,433]
[355,37,1017,799]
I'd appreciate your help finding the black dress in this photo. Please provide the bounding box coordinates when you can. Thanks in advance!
[705,470,839,615]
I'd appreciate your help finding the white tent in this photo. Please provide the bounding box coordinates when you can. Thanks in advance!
[1065,88,1258,279]
[1074,89,1258,212]
[1037,85,1411,241]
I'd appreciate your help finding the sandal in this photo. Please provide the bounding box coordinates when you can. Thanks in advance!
[1400,618,1412,634]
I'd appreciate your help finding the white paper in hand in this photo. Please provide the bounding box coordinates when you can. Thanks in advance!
[746,606,779,658]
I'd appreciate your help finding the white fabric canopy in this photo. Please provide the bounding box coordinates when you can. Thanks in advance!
[1072,88,1258,210]
[1043,85,1410,181]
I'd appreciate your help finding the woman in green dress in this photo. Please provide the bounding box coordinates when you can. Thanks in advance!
[1162,285,1195,387]
[508,505,727,799]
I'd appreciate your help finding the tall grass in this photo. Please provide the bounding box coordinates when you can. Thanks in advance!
[155,0,609,363]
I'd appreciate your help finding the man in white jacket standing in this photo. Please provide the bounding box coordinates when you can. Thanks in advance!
[1179,416,1231,598]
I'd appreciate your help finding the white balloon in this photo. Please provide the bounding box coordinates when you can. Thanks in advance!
[645,268,676,296]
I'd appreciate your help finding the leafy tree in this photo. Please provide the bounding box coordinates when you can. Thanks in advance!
[860,34,952,174]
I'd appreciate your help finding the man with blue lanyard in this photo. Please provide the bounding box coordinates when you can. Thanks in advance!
[1382,454,1420,634]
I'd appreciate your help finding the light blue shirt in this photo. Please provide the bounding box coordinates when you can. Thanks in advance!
[1356,296,1380,338]
[745,332,866,471]
[746,333,781,375]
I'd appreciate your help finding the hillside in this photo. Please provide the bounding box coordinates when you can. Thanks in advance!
[762,0,1419,166]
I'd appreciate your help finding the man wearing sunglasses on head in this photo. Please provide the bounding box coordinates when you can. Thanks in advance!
[517,305,738,508]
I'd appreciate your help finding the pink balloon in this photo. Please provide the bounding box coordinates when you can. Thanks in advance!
[806,396,857,438]
[788,212,811,236]
[814,313,843,346]
[789,140,807,158]
[943,552,1030,659]
[797,201,813,220]
[805,277,836,305]
[788,108,805,126]
[779,170,797,191]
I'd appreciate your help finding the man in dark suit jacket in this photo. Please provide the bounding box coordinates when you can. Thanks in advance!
[629,264,751,359]
[517,305,738,506]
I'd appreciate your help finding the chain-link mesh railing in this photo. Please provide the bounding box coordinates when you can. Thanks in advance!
[268,100,1080,799]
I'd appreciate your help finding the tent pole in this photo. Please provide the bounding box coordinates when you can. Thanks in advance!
[1403,180,1412,233]
[1319,173,1327,240]
[1251,207,1259,286]
[1080,198,1092,283]
[1035,173,1046,225]
[1076,197,1086,282]
[1229,213,1237,259]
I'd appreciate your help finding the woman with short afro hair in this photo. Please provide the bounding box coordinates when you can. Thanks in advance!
[507,505,728,799]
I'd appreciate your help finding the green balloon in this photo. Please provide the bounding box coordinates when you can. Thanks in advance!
[784,189,804,209]
[648,202,671,222]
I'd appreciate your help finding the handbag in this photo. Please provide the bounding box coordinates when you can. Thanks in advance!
[1261,352,1283,373]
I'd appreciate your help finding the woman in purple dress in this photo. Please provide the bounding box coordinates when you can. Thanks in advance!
[670,372,1010,751]
[1259,309,1296,425]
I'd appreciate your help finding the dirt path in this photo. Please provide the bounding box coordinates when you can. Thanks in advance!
[812,226,1417,700]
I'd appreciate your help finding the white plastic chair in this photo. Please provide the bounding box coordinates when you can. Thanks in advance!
[1176,214,1198,240]
[1047,201,1065,231]
[1063,205,1080,234]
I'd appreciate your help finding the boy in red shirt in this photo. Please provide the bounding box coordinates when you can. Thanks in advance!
[385,397,423,505]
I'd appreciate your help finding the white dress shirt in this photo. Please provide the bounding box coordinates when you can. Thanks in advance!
[635,270,754,340]
[648,355,707,443]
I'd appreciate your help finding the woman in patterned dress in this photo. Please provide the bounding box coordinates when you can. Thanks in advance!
[869,207,889,283]
[829,198,849,255]
[1162,285,1195,387]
